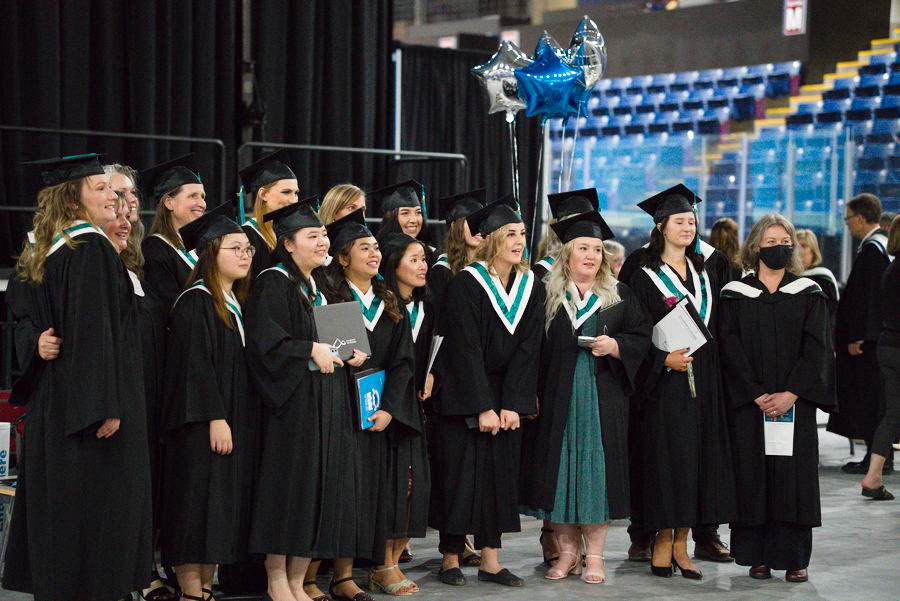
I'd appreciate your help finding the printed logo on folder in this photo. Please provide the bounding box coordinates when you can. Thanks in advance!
[355,369,385,430]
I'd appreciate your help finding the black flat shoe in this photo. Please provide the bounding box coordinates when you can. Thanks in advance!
[674,558,702,580]
[477,568,524,587]
[303,580,330,601]
[651,563,674,577]
[399,548,413,563]
[841,460,869,474]
[330,577,374,601]
[438,567,467,586]
[862,484,895,500]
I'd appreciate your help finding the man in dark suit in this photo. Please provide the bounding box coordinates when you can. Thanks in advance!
[828,193,893,473]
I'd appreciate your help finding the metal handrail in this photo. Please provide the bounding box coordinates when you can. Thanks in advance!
[237,141,469,172]
[0,125,228,209]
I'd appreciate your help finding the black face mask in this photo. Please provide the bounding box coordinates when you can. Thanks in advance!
[759,244,794,271]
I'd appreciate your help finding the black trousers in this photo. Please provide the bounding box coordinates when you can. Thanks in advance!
[873,345,900,458]
[730,521,812,571]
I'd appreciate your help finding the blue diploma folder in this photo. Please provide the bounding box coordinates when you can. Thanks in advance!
[355,368,385,430]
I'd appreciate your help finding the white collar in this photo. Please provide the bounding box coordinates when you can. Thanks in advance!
[128,270,145,297]
[462,261,535,335]
[406,300,425,342]
[348,279,376,309]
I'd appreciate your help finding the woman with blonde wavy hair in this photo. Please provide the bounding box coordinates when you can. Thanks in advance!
[3,154,154,601]
[319,183,367,225]
[520,212,652,585]
[532,188,600,282]
[431,196,543,588]
[719,213,835,583]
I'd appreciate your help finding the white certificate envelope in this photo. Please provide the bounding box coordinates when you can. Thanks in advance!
[651,297,709,357]
[764,406,795,456]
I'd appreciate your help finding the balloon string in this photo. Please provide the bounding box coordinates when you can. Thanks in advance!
[532,121,547,260]
[558,117,567,194]
[507,112,519,201]
[565,104,582,192]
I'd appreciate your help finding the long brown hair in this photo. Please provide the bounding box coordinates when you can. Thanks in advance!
[473,223,530,276]
[250,180,278,250]
[147,185,185,247]
[16,178,88,283]
[709,217,740,272]
[323,239,403,323]
[183,237,251,329]
[640,216,705,272]
[445,217,476,275]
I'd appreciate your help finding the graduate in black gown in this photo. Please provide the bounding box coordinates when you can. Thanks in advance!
[141,154,207,312]
[828,194,892,472]
[244,198,368,601]
[531,188,600,282]
[322,209,420,601]
[102,192,176,600]
[157,204,258,601]
[239,149,301,279]
[374,231,434,591]
[618,191,735,564]
[719,214,835,583]
[3,154,153,601]
[628,185,737,580]
[797,229,840,334]
[371,180,437,265]
[520,212,652,585]
[433,196,543,588]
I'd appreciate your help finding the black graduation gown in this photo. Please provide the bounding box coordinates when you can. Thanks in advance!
[126,272,168,529]
[2,232,153,601]
[426,261,453,336]
[629,264,737,533]
[350,298,425,542]
[520,282,652,520]
[142,234,194,312]
[803,267,840,336]
[243,221,272,281]
[431,268,543,539]
[718,274,835,528]
[619,243,732,295]
[827,237,890,441]
[158,288,259,566]
[530,256,554,283]
[244,269,368,559]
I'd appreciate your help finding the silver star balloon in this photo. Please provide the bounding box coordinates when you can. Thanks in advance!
[471,40,533,115]
[534,30,567,61]
[567,15,607,103]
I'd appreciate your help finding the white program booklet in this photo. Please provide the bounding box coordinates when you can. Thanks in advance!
[651,297,709,357]
[764,406,795,456]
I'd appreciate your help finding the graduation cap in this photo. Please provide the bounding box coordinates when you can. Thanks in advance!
[179,201,243,253]
[239,149,296,198]
[550,210,614,244]
[465,194,522,238]
[22,153,105,197]
[263,195,322,239]
[439,188,486,225]
[325,208,373,255]
[140,154,202,205]
[637,183,702,223]
[370,180,425,217]
[547,188,599,220]
[376,230,421,267]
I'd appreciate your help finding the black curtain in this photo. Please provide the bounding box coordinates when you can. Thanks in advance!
[396,44,543,249]
[247,0,394,198]
[0,0,240,267]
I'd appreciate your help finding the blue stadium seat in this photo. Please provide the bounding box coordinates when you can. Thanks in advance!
[860,63,888,75]
[731,94,757,121]
[624,123,647,136]
[674,70,699,84]
[868,52,897,65]
[697,118,721,135]
[796,100,822,114]
[859,72,889,88]
[832,76,859,89]
[652,73,676,87]
[822,99,851,113]
[846,108,873,121]
[855,85,881,98]
[851,97,882,111]
[635,103,656,115]
[647,122,671,135]
[822,88,851,100]
[787,113,814,129]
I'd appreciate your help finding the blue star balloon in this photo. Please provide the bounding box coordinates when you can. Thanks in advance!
[515,44,582,122]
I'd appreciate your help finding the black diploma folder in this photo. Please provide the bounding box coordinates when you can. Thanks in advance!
[312,301,372,361]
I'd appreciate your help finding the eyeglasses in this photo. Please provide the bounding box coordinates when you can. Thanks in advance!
[843,214,858,223]
[221,245,256,258]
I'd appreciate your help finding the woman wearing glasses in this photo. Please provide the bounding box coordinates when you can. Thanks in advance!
[157,204,259,601]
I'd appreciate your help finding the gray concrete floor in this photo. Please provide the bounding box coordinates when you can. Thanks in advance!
[2,422,898,601]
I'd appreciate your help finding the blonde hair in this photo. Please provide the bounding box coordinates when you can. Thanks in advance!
[147,185,186,247]
[544,239,620,332]
[445,217,476,275]
[320,184,365,225]
[740,213,804,275]
[250,180,279,250]
[795,229,822,268]
[536,218,562,259]
[16,179,90,283]
[111,193,143,276]
[104,163,145,274]
[472,223,529,276]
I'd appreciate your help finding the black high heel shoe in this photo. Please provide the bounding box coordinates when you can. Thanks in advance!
[330,576,376,601]
[650,535,674,577]
[673,557,703,580]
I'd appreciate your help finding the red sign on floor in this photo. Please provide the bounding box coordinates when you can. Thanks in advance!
[784,0,807,36]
